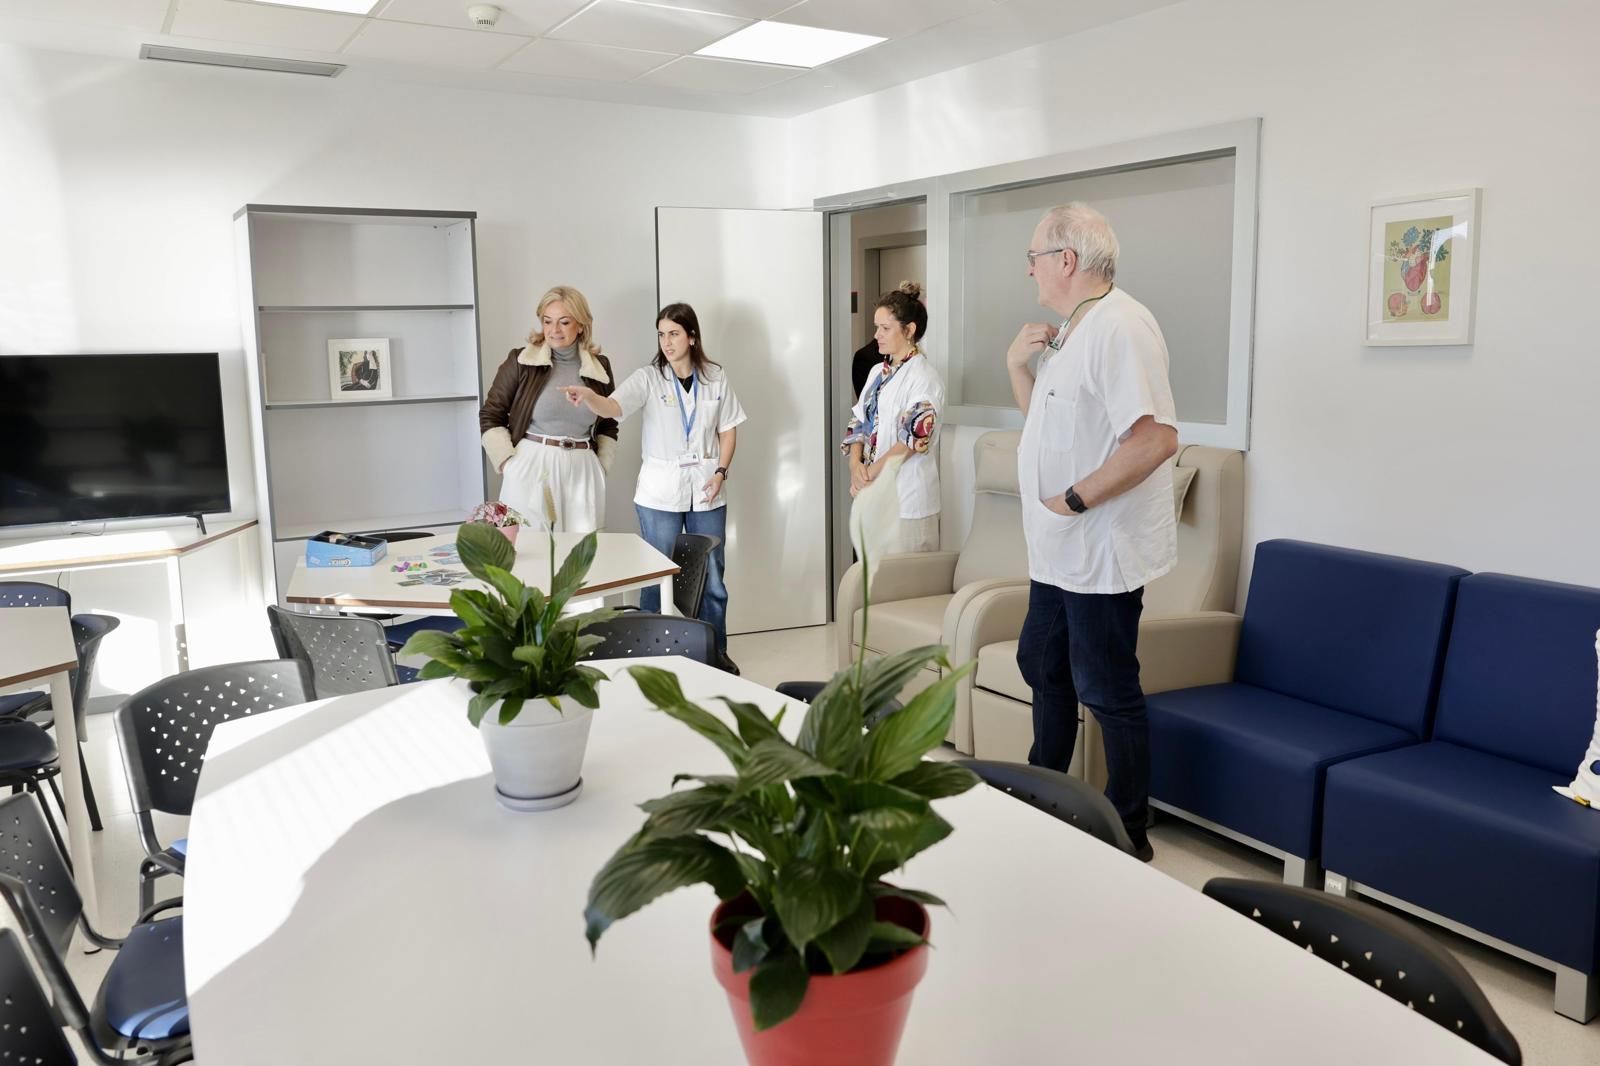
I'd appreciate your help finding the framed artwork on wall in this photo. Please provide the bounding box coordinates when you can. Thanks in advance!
[327,338,392,400]
[1365,188,1481,346]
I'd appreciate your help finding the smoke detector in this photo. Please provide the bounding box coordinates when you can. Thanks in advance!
[466,4,500,27]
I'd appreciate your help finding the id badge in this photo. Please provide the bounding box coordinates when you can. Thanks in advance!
[677,451,700,468]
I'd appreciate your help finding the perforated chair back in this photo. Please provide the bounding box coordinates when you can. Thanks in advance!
[115,658,315,818]
[267,606,398,698]
[69,612,120,735]
[580,614,717,666]
[0,929,76,1065]
[0,793,83,957]
[1202,878,1521,1064]
[960,759,1137,855]
[670,533,720,619]
[0,581,69,609]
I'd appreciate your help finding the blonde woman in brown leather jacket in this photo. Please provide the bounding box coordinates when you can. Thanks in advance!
[479,285,619,532]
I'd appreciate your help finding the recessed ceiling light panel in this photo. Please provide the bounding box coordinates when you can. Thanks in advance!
[695,20,883,69]
[246,0,379,14]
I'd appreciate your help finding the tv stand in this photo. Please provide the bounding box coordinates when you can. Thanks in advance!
[189,512,209,536]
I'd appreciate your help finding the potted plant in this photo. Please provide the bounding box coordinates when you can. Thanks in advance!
[399,518,615,811]
[467,500,525,544]
[584,456,980,1065]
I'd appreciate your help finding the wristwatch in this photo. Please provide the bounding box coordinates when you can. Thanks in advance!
[1063,485,1088,514]
[714,466,729,479]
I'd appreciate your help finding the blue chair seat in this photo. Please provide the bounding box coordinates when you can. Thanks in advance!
[1148,683,1416,857]
[0,692,47,719]
[0,721,58,772]
[167,838,188,860]
[99,916,188,1041]
[395,664,421,684]
[1323,741,1600,973]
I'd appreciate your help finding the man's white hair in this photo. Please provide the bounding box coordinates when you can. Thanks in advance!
[1043,202,1119,282]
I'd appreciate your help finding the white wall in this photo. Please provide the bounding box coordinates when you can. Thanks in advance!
[0,43,788,694]
[791,0,1600,591]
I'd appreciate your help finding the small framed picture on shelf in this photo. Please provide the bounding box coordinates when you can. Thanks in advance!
[327,338,393,400]
[1365,188,1481,347]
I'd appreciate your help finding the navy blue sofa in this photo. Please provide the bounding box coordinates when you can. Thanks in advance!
[1146,540,1467,883]
[1321,573,1600,1022]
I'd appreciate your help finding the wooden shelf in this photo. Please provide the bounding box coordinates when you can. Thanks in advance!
[264,394,478,411]
[258,304,473,313]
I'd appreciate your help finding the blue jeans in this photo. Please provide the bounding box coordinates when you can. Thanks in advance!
[1015,580,1149,846]
[635,504,729,652]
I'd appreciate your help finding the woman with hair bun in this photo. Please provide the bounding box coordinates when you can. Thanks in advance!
[841,281,945,553]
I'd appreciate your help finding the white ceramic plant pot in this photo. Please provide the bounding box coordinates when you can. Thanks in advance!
[477,696,595,812]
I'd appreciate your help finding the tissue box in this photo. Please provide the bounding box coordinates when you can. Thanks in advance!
[305,531,388,568]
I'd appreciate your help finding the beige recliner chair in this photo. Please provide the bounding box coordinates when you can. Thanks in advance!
[961,441,1245,777]
[835,432,1029,745]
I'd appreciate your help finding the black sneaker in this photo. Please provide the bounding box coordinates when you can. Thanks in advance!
[716,651,741,676]
[1133,841,1154,863]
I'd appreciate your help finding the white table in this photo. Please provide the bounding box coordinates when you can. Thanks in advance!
[283,529,679,616]
[0,606,98,925]
[183,659,1495,1063]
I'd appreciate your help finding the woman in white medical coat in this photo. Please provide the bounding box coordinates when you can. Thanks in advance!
[563,302,746,665]
[842,282,944,552]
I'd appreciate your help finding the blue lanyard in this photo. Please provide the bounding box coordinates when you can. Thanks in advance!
[672,370,698,444]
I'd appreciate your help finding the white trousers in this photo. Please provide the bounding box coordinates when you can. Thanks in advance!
[500,439,604,533]
[893,514,940,554]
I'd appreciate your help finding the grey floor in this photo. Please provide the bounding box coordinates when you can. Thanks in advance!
[38,624,1600,1064]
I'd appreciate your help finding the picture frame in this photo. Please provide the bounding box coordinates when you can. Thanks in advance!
[1365,188,1481,346]
[327,338,393,400]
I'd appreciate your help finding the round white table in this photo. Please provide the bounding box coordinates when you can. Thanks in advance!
[184,658,1496,1063]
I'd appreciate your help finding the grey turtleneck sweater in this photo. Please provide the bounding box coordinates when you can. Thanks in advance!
[526,344,598,440]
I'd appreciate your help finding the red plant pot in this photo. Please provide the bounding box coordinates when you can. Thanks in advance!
[497,524,520,545]
[709,894,930,1066]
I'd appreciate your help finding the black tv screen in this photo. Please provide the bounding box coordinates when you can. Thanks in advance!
[0,353,231,528]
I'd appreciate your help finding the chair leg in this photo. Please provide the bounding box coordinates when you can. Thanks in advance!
[30,782,72,874]
[139,861,156,916]
[77,752,103,832]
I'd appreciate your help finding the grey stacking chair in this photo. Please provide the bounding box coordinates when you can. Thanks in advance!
[1203,878,1521,1064]
[959,759,1138,856]
[0,793,192,1063]
[0,580,71,719]
[267,605,415,697]
[0,928,80,1065]
[579,614,717,666]
[114,658,316,913]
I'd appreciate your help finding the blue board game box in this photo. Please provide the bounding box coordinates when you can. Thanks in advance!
[305,531,388,568]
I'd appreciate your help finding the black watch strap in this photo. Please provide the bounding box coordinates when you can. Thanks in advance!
[1064,486,1088,514]
[714,466,729,478]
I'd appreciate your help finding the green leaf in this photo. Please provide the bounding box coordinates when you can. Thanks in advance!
[572,633,608,661]
[889,761,981,800]
[860,645,947,721]
[861,665,972,781]
[813,891,875,975]
[627,666,747,766]
[860,811,953,880]
[639,785,733,837]
[550,531,599,607]
[732,852,774,898]
[480,564,530,614]
[795,674,864,770]
[585,836,744,950]
[848,806,924,833]
[396,629,460,662]
[417,660,454,681]
[467,689,495,727]
[749,950,809,1032]
[511,644,547,671]
[772,859,861,950]
[731,918,770,974]
[497,697,525,725]
[719,698,784,748]
[446,588,505,634]
[832,781,929,815]
[457,521,516,581]
[739,738,840,791]
[869,883,946,909]
[563,674,600,709]
[866,922,928,951]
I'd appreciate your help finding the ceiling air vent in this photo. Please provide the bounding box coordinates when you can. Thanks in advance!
[139,44,345,78]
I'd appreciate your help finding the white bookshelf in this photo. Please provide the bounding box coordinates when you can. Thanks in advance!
[234,205,487,602]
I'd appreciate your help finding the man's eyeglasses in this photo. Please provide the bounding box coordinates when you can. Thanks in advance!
[1026,246,1070,267]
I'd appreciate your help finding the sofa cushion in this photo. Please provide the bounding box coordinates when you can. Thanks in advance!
[1322,741,1600,973]
[1432,573,1600,776]
[852,594,951,657]
[975,640,1028,703]
[1148,682,1416,857]
[1234,540,1466,736]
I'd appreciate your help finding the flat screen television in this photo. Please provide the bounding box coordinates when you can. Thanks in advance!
[0,352,231,529]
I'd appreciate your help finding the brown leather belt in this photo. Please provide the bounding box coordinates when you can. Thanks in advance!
[525,434,591,451]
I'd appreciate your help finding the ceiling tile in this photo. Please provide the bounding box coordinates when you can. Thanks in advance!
[0,0,169,30]
[170,0,364,52]
[630,0,798,18]
[374,0,589,37]
[344,19,528,66]
[637,55,802,93]
[778,0,994,40]
[500,37,674,81]
[547,0,749,54]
